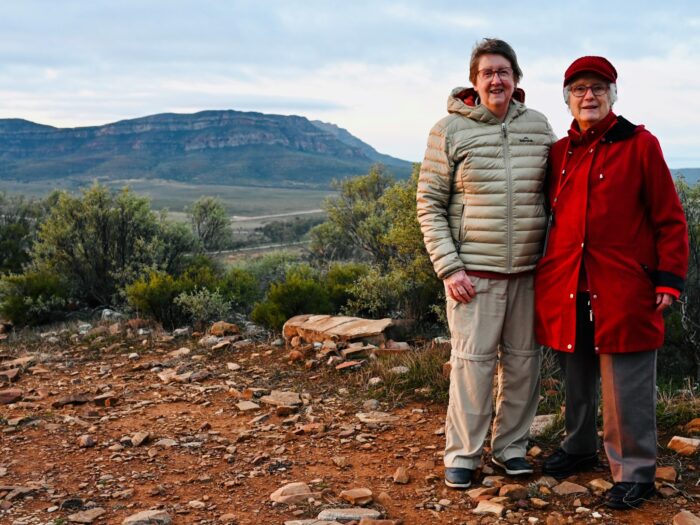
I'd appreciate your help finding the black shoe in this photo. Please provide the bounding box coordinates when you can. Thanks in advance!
[491,457,534,476]
[605,482,655,509]
[542,448,599,478]
[444,467,473,489]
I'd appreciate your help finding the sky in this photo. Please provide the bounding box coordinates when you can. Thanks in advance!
[1,1,699,168]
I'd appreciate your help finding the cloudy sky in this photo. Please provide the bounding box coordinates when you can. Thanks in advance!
[1,1,698,167]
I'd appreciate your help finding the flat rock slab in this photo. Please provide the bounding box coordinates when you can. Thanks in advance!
[270,482,319,505]
[68,508,106,523]
[52,394,90,408]
[283,314,397,344]
[530,414,557,436]
[668,436,700,455]
[259,390,302,407]
[472,500,505,516]
[674,510,700,525]
[284,519,343,525]
[0,388,22,404]
[317,508,381,521]
[236,400,260,411]
[122,510,172,525]
[553,481,588,495]
[0,356,36,370]
[356,411,399,425]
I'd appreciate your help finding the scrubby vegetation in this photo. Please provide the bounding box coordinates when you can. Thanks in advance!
[1,166,699,389]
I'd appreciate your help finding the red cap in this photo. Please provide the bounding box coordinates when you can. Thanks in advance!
[563,56,617,86]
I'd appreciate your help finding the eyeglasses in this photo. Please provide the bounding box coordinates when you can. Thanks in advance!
[570,84,608,97]
[478,68,513,81]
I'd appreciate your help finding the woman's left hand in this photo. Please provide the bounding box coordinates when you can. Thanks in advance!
[655,293,674,312]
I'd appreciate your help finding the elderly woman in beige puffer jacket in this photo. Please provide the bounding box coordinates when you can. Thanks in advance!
[416,38,555,489]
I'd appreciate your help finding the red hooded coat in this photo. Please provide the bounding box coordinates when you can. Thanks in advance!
[534,112,688,354]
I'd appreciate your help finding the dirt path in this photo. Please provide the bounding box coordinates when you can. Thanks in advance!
[0,324,698,525]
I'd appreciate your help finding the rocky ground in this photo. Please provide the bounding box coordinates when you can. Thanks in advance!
[0,319,699,525]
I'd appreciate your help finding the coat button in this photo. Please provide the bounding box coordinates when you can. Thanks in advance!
[569,293,574,299]
[581,242,585,248]
[567,344,572,349]
[592,294,598,299]
[595,346,600,351]
[599,174,604,179]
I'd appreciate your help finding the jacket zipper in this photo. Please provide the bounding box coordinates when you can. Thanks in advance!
[502,122,513,272]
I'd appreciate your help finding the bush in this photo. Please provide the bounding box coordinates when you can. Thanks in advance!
[218,267,260,313]
[0,270,70,325]
[251,264,332,330]
[125,271,191,328]
[0,193,46,274]
[188,196,233,251]
[174,288,231,325]
[324,261,370,311]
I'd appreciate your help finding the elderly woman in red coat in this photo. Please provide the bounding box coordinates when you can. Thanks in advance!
[534,56,688,510]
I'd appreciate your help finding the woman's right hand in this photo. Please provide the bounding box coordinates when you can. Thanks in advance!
[444,270,476,303]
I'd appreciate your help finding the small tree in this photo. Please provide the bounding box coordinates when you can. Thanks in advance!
[188,196,233,251]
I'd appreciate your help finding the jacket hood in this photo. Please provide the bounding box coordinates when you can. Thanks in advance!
[448,86,526,122]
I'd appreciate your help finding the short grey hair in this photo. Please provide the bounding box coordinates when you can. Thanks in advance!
[563,83,618,107]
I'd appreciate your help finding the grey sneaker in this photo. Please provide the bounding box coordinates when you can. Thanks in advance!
[444,467,473,489]
[492,457,534,476]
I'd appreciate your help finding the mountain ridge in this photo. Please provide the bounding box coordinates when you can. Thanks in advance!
[0,110,413,188]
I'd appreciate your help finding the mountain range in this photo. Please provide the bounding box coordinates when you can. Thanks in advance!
[0,110,413,188]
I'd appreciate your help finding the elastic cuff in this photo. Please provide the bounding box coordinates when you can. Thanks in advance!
[655,286,680,300]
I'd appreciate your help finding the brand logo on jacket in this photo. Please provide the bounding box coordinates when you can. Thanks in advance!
[519,137,534,143]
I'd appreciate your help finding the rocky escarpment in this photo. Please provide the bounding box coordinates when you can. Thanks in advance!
[0,110,412,187]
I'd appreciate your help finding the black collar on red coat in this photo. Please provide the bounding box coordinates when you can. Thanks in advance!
[601,115,637,143]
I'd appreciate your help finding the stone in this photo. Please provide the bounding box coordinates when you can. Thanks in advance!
[188,500,206,509]
[210,321,240,336]
[375,491,393,507]
[356,411,399,425]
[0,356,35,370]
[674,510,700,525]
[467,486,497,499]
[67,508,106,523]
[535,475,558,488]
[167,347,191,358]
[122,509,172,525]
[359,521,402,525]
[530,497,549,509]
[587,478,613,493]
[472,500,504,516]
[0,388,22,404]
[527,445,542,457]
[656,466,678,482]
[363,399,380,411]
[199,335,221,347]
[336,360,364,371]
[552,481,588,496]
[270,482,318,504]
[332,456,348,468]
[667,436,700,455]
[685,418,700,434]
[236,400,260,411]
[482,475,505,488]
[131,431,150,447]
[368,377,383,387]
[52,394,90,408]
[226,362,241,371]
[77,435,96,448]
[499,484,528,500]
[283,314,400,345]
[340,487,373,505]
[284,519,342,525]
[259,389,302,407]
[389,366,409,375]
[93,392,119,407]
[529,414,558,437]
[393,466,410,484]
[545,512,566,525]
[0,368,20,382]
[154,438,178,447]
[317,508,382,521]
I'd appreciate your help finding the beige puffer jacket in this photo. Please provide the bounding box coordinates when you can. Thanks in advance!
[417,87,555,279]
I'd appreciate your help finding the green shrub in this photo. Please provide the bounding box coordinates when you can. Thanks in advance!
[219,267,260,313]
[0,270,70,325]
[125,271,191,328]
[174,288,231,325]
[251,264,332,330]
[324,261,370,311]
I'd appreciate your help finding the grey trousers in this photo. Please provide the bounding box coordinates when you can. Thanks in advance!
[559,294,658,482]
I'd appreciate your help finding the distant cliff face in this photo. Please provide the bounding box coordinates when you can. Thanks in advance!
[0,110,412,187]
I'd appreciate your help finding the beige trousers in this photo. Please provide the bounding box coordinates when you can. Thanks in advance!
[444,274,541,469]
